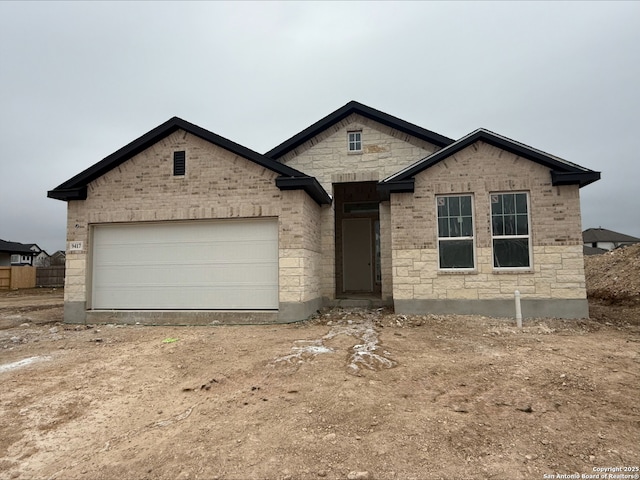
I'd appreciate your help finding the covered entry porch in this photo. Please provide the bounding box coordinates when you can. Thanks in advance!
[332,182,391,307]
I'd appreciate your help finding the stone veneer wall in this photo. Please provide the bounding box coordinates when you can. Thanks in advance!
[379,201,393,302]
[278,189,323,319]
[64,130,321,324]
[390,141,588,318]
[280,113,441,301]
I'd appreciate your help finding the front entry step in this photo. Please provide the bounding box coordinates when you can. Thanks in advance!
[329,298,391,308]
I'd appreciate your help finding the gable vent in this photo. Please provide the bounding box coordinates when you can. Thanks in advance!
[173,151,186,176]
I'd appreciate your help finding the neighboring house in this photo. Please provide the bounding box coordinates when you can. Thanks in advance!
[0,239,37,266]
[27,244,51,267]
[48,101,600,325]
[582,227,640,251]
[50,250,66,266]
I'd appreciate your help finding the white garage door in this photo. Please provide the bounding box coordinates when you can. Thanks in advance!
[91,219,278,310]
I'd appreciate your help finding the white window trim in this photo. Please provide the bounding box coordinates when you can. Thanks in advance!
[490,191,533,271]
[347,131,362,153]
[436,194,476,271]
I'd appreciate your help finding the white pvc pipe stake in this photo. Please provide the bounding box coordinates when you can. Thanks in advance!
[515,290,522,328]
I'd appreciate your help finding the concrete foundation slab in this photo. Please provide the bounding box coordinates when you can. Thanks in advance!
[394,298,589,319]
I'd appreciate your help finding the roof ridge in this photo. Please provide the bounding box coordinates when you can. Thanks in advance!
[474,128,591,172]
[583,227,640,242]
[381,128,600,188]
[265,101,454,159]
[48,117,315,201]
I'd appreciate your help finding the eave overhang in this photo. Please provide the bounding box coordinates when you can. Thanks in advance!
[47,186,87,201]
[376,179,415,201]
[551,170,601,188]
[275,176,332,205]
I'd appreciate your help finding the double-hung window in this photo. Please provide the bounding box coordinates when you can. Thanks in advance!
[437,195,475,269]
[347,131,362,152]
[491,192,531,268]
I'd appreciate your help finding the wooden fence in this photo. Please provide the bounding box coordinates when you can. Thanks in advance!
[36,266,66,288]
[0,266,36,289]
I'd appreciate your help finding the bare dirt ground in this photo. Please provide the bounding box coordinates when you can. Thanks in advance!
[1,280,639,479]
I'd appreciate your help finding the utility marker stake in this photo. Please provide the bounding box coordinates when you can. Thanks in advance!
[515,290,522,328]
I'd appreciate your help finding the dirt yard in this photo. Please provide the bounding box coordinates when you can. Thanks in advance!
[1,285,639,479]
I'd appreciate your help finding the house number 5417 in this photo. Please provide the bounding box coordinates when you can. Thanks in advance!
[69,241,84,251]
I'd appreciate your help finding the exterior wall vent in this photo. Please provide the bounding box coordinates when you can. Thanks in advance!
[173,151,186,176]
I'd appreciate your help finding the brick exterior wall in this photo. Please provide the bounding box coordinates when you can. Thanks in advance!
[61,119,589,321]
[64,130,321,320]
[379,201,393,301]
[390,141,587,308]
[280,113,441,300]
[278,190,322,303]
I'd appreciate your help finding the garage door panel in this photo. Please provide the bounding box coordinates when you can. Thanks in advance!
[92,220,279,310]
[93,262,278,287]
[94,285,279,310]
[95,239,277,264]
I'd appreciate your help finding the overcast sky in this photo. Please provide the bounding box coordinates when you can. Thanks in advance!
[1,1,638,254]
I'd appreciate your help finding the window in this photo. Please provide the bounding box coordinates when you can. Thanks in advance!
[348,131,362,152]
[10,254,19,264]
[437,195,475,269]
[491,192,531,268]
[173,151,186,176]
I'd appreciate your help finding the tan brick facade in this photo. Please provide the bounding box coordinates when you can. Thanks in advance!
[64,130,322,322]
[281,113,441,300]
[389,141,588,317]
[279,114,440,193]
[53,104,595,323]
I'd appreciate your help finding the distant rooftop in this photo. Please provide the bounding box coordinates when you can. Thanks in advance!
[582,228,640,244]
[0,239,36,254]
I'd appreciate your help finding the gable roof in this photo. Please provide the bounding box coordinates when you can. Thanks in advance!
[0,239,37,255]
[265,100,455,159]
[583,228,640,244]
[48,117,331,204]
[26,244,45,253]
[379,128,601,195]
